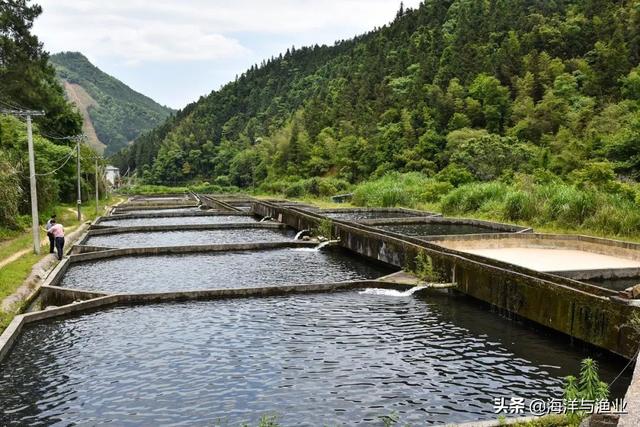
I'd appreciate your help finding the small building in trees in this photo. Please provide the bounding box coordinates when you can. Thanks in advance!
[105,165,120,187]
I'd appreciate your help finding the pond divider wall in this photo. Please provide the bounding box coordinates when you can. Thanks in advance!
[95,210,251,223]
[199,194,243,212]
[251,199,640,358]
[113,204,200,213]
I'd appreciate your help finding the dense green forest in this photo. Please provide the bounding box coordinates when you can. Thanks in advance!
[0,1,103,232]
[50,52,174,155]
[116,0,637,236]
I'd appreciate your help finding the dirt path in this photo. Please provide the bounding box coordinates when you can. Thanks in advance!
[0,222,90,311]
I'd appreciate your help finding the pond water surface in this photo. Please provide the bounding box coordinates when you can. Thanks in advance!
[99,215,257,227]
[84,228,295,248]
[0,290,630,426]
[377,222,503,236]
[324,211,425,221]
[59,248,393,293]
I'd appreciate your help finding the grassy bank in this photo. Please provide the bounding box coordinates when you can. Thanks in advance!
[347,172,640,241]
[128,170,640,241]
[0,196,122,333]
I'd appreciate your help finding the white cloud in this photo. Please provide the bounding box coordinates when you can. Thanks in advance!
[34,0,418,62]
[33,0,420,106]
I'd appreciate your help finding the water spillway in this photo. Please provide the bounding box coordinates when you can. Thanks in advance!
[0,290,630,426]
[84,228,296,248]
[59,248,393,293]
[99,215,258,227]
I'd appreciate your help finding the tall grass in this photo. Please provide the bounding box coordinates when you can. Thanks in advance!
[352,172,452,207]
[441,181,640,237]
[351,172,640,239]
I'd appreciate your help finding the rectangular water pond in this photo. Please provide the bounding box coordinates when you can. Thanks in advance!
[117,207,201,215]
[59,248,393,293]
[84,228,296,248]
[377,222,502,237]
[324,210,423,221]
[0,290,630,426]
[99,215,257,227]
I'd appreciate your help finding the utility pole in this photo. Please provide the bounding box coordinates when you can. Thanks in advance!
[1,108,45,255]
[95,157,99,215]
[76,136,82,221]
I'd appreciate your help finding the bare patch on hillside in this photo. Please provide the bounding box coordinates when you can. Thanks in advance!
[62,81,106,154]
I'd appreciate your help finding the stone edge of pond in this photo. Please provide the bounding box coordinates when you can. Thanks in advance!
[96,210,253,222]
[66,240,318,260]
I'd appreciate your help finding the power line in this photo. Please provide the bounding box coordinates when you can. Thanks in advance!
[33,149,75,177]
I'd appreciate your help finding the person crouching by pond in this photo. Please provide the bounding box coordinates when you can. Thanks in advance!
[49,220,65,260]
[45,214,56,254]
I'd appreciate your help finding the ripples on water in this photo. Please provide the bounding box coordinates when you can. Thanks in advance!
[325,211,419,221]
[85,228,296,248]
[0,291,629,426]
[99,215,258,227]
[59,248,394,293]
[377,223,499,236]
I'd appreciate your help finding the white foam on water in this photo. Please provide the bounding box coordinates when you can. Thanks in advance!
[359,286,427,297]
[315,241,331,251]
[294,230,308,240]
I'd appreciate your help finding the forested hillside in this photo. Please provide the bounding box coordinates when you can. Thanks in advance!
[51,52,174,155]
[116,0,640,235]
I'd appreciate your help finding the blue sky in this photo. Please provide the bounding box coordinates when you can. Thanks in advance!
[34,0,422,109]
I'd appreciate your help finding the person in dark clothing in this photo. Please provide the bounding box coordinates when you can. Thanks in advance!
[45,214,56,253]
[49,220,65,260]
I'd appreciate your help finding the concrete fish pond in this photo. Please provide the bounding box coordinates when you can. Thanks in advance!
[56,247,394,293]
[321,207,436,221]
[2,194,640,426]
[113,207,203,215]
[83,227,297,248]
[377,222,508,236]
[97,214,259,227]
[0,291,631,426]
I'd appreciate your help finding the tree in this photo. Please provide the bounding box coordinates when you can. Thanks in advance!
[0,0,81,135]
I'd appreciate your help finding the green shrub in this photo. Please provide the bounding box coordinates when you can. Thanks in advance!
[285,181,306,198]
[503,190,538,221]
[352,172,433,207]
[544,186,596,226]
[563,358,609,423]
[441,182,509,214]
[314,218,334,239]
[120,184,189,195]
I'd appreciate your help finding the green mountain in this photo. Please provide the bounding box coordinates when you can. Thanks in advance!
[50,52,173,155]
[115,0,640,189]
